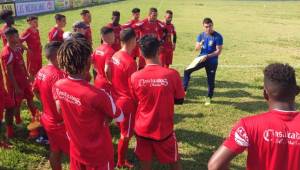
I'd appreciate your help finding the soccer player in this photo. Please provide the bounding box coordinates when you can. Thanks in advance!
[0,10,15,46]
[183,18,223,105]
[160,10,177,68]
[107,11,122,51]
[1,28,38,138]
[32,41,69,170]
[133,7,166,69]
[80,9,92,44]
[109,28,137,168]
[21,15,42,80]
[91,26,115,93]
[53,38,124,170]
[48,14,66,42]
[208,63,300,170]
[72,21,88,36]
[122,8,141,60]
[130,35,185,170]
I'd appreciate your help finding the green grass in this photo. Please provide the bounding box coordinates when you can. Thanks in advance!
[1,0,300,169]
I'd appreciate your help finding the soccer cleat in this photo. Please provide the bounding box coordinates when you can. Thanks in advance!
[204,97,211,106]
[6,126,14,138]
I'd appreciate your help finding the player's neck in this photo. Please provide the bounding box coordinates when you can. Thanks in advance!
[55,24,63,29]
[145,58,160,65]
[121,45,133,55]
[269,102,296,111]
[8,43,17,50]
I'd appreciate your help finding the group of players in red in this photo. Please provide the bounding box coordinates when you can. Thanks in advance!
[1,5,300,170]
[0,7,182,170]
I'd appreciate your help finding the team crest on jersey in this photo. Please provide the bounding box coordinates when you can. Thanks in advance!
[111,57,120,65]
[95,50,104,56]
[209,40,213,46]
[234,127,249,147]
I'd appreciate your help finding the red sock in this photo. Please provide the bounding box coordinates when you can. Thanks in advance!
[117,138,129,166]
[6,125,14,138]
[15,113,22,124]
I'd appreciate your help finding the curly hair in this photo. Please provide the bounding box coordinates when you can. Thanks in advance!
[0,10,13,20]
[264,63,297,101]
[57,38,92,75]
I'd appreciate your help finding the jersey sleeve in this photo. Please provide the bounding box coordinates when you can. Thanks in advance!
[196,33,203,43]
[93,90,124,122]
[2,51,14,66]
[20,29,31,43]
[223,119,249,154]
[216,34,223,46]
[105,49,115,65]
[173,70,185,99]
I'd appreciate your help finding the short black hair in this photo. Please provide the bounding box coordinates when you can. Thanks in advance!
[45,41,62,60]
[264,63,298,102]
[139,35,160,59]
[120,28,135,42]
[27,15,38,22]
[4,27,18,37]
[58,38,92,75]
[166,10,173,15]
[0,10,13,20]
[101,26,114,35]
[55,14,65,21]
[149,7,158,14]
[80,9,90,15]
[132,8,140,13]
[203,17,213,25]
[72,32,87,40]
[112,11,120,17]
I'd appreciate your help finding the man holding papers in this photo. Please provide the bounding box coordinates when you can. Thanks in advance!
[183,18,223,105]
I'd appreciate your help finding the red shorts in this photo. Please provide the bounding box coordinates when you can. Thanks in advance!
[27,51,42,77]
[46,127,69,154]
[94,76,111,94]
[116,99,136,138]
[6,82,34,107]
[135,133,180,164]
[70,157,114,170]
[3,90,14,108]
[160,48,173,65]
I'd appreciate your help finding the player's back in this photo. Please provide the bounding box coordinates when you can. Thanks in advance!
[131,64,184,140]
[92,43,114,78]
[33,65,65,127]
[225,109,300,170]
[110,50,137,100]
[53,77,114,165]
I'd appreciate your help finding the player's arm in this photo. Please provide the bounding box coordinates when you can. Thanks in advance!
[207,45,223,59]
[105,63,112,83]
[172,31,177,50]
[32,80,41,101]
[195,40,204,51]
[208,145,237,170]
[7,64,22,95]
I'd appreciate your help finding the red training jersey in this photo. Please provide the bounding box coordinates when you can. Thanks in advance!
[21,27,42,50]
[223,109,300,170]
[1,45,27,90]
[130,64,185,140]
[91,43,115,79]
[133,19,165,41]
[33,64,66,131]
[85,25,92,44]
[48,26,64,42]
[53,76,122,166]
[110,50,137,100]
[162,23,176,48]
[107,23,122,51]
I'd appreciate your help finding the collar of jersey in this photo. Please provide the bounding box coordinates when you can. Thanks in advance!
[68,76,84,81]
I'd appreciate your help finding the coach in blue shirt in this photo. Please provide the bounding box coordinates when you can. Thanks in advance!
[183,18,223,105]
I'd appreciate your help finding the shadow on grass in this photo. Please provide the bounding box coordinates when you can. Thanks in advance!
[214,100,267,113]
[177,129,244,170]
[174,113,204,124]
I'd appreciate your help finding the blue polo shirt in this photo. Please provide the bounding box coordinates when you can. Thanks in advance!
[196,31,223,64]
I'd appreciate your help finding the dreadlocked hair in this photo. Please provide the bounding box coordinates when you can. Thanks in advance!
[57,38,92,75]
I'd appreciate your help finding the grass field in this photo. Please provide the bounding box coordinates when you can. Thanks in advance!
[1,0,300,169]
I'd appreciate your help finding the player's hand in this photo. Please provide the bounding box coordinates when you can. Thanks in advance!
[104,117,112,127]
[200,55,208,63]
